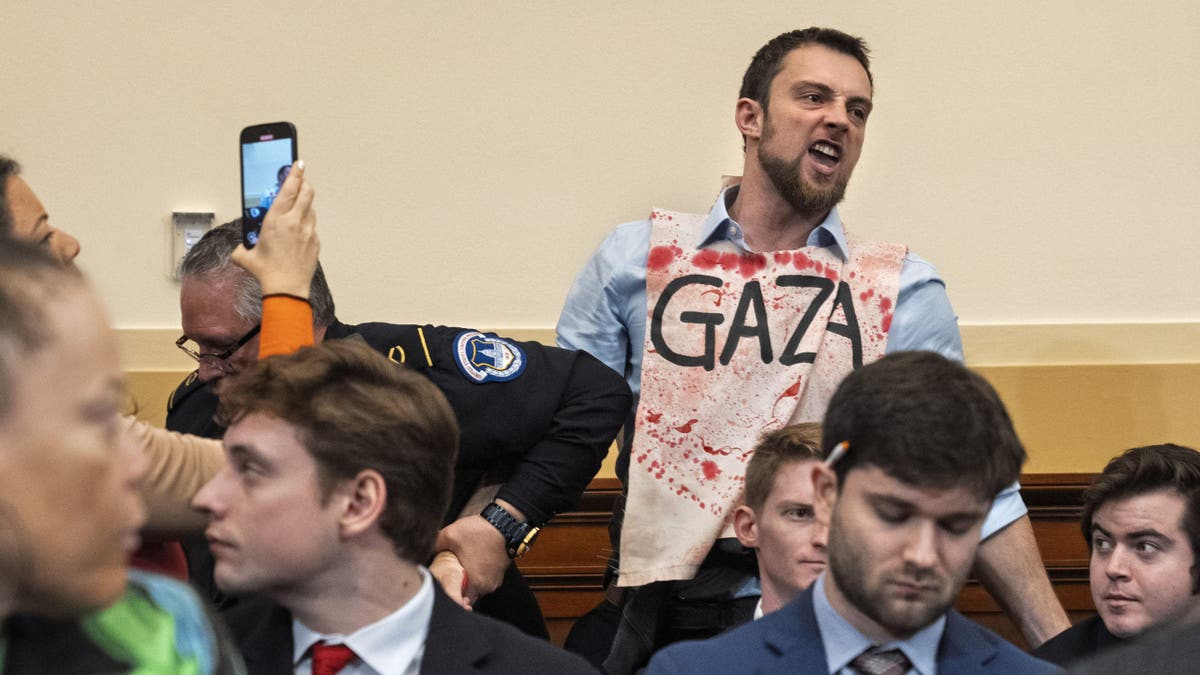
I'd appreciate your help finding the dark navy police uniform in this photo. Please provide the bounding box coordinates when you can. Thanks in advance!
[167,319,631,638]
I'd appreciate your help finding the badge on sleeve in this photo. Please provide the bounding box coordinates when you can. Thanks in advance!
[453,331,527,383]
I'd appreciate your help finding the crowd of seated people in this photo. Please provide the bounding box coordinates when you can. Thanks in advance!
[6,22,1200,675]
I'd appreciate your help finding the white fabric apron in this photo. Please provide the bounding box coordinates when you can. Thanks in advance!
[617,207,904,586]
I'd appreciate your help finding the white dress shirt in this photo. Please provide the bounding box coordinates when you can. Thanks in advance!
[292,566,435,675]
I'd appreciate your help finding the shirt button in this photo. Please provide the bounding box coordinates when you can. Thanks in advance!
[727,225,737,237]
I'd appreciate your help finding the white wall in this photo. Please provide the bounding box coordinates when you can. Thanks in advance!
[4,1,1199,334]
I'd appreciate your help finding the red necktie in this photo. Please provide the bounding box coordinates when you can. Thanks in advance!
[311,641,358,675]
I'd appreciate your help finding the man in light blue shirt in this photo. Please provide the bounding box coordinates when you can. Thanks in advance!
[646,352,1059,675]
[556,27,1066,670]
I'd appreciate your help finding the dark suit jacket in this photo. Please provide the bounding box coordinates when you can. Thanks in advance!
[225,584,598,674]
[1033,614,1124,666]
[646,585,1059,674]
[1064,618,1200,675]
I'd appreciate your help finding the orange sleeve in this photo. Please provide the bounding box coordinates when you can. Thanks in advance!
[258,295,314,358]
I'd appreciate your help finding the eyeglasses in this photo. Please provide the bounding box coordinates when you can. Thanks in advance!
[175,323,262,364]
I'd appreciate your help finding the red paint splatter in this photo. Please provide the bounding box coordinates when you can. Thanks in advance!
[824,266,839,282]
[793,251,813,270]
[738,253,767,278]
[773,251,792,265]
[879,296,893,313]
[700,287,727,306]
[699,438,733,456]
[674,418,699,433]
[781,380,801,397]
[648,245,681,270]
[645,410,663,424]
[881,314,893,333]
[859,288,875,302]
[718,252,741,271]
[692,250,720,269]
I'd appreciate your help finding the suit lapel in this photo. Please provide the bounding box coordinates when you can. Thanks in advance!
[762,587,833,674]
[419,587,492,674]
[936,610,996,673]
[229,600,295,675]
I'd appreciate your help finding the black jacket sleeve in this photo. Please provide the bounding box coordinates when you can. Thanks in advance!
[418,326,631,525]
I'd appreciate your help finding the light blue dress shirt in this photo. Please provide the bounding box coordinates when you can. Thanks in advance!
[812,574,944,675]
[555,186,1024,539]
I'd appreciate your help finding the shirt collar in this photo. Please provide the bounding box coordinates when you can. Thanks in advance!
[812,573,946,675]
[695,185,850,261]
[293,566,435,674]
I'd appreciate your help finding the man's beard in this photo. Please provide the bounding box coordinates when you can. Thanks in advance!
[826,508,961,637]
[757,118,849,219]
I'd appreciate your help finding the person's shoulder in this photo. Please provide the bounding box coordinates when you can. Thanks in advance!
[426,591,598,673]
[589,218,653,267]
[1032,615,1108,666]
[165,370,219,429]
[1063,619,1200,675]
[648,609,789,673]
[944,612,1060,673]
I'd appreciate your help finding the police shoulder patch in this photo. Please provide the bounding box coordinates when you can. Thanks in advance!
[453,331,526,383]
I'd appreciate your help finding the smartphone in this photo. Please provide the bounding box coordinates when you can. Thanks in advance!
[239,122,298,248]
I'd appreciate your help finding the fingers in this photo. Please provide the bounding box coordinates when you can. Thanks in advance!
[293,173,314,214]
[230,243,250,270]
[268,160,306,214]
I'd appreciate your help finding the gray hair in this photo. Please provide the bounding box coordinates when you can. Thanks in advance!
[0,155,22,235]
[179,220,335,326]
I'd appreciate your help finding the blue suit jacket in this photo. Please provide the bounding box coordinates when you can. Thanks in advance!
[646,585,1060,674]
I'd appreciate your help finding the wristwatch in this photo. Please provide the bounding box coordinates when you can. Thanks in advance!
[481,502,541,558]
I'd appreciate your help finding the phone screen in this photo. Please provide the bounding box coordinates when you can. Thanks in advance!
[240,122,297,248]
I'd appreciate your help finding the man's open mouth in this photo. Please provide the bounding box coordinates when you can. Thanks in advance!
[809,140,842,167]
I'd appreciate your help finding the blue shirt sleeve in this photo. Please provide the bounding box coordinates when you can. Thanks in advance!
[556,220,651,396]
[887,251,963,361]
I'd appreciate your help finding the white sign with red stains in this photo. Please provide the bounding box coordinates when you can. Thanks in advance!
[617,208,904,587]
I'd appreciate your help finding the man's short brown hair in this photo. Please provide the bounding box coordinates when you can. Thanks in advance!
[216,339,459,565]
[743,423,824,512]
[1081,444,1200,592]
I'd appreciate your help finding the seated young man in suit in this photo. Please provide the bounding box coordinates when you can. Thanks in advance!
[732,423,828,620]
[647,351,1057,674]
[191,338,596,674]
[1035,444,1200,666]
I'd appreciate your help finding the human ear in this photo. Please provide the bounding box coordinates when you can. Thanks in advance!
[812,463,838,525]
[733,504,760,549]
[339,469,386,538]
[735,98,764,143]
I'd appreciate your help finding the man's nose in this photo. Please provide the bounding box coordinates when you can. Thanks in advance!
[1104,547,1132,581]
[902,521,939,570]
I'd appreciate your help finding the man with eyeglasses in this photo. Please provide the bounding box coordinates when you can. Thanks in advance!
[167,222,631,639]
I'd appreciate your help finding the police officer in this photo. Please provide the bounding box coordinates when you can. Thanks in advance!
[169,221,631,637]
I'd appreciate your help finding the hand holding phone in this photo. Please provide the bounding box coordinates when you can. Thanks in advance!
[230,160,318,299]
[239,122,298,248]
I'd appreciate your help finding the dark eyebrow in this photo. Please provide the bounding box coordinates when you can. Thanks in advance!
[868,492,984,521]
[1126,528,1172,542]
[227,442,272,469]
[791,80,874,114]
[792,80,835,98]
[847,95,874,115]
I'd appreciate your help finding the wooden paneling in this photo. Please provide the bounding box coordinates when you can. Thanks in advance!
[519,473,1096,648]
